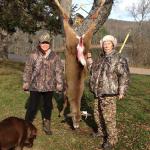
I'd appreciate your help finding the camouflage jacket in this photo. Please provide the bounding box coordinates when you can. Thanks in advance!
[89,50,130,97]
[23,49,64,92]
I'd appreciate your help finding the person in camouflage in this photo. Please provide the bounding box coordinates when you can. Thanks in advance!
[87,35,130,150]
[23,32,64,135]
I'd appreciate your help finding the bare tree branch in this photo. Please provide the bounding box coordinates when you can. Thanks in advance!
[128,0,150,22]
[74,0,114,36]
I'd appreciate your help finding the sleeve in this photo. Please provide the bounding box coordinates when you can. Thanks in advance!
[89,61,99,94]
[87,52,93,71]
[23,54,34,87]
[117,57,130,96]
[55,55,65,92]
[87,58,93,71]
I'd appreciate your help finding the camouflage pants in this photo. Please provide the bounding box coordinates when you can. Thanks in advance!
[94,96,118,145]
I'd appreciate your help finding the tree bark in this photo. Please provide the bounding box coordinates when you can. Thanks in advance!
[0,29,8,60]
[61,0,72,15]
[73,0,113,36]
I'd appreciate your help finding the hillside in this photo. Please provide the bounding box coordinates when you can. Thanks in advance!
[104,19,150,42]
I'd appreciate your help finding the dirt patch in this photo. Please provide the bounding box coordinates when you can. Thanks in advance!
[130,67,150,75]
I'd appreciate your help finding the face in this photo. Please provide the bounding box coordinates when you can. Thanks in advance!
[39,42,50,52]
[103,41,114,54]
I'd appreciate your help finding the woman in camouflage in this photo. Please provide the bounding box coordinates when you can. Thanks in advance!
[23,32,64,135]
[87,35,130,150]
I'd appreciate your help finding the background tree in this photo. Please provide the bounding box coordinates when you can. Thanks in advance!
[128,0,150,66]
[0,0,62,33]
[129,0,150,23]
[0,0,62,59]
[0,0,113,59]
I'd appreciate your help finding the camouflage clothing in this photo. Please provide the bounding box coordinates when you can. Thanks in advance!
[94,99,103,135]
[90,50,129,97]
[89,50,129,146]
[23,49,64,92]
[94,97,118,145]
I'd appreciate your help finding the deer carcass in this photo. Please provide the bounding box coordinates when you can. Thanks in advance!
[54,0,113,128]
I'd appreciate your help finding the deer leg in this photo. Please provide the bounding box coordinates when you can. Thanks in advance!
[15,146,23,150]
[70,98,81,129]
[54,0,69,19]
[70,84,84,128]
[59,93,68,117]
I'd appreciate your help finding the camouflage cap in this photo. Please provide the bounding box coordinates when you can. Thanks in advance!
[39,32,51,43]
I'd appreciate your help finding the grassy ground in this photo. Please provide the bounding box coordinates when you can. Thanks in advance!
[0,60,149,150]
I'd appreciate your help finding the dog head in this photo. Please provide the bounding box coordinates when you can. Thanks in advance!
[24,122,37,148]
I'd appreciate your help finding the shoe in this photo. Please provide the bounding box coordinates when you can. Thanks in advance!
[91,132,102,138]
[101,141,113,150]
[43,119,52,135]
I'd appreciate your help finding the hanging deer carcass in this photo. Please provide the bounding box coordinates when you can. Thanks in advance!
[54,0,113,128]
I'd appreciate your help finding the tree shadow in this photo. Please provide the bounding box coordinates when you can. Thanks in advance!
[53,90,99,132]
[24,92,67,120]
[81,93,98,133]
[53,92,75,130]
[24,89,98,132]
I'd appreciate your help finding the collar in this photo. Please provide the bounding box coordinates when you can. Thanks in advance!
[39,49,51,58]
[44,49,51,58]
[105,50,116,57]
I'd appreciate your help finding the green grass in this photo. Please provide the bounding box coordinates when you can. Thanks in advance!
[0,60,150,150]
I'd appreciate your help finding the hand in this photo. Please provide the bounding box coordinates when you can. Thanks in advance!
[118,94,124,100]
[87,57,93,65]
[87,53,92,58]
[23,83,29,91]
[56,84,63,92]
[87,53,93,66]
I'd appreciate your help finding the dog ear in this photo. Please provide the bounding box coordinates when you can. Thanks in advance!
[24,123,32,144]
[24,122,37,147]
[27,125,32,138]
[31,127,37,139]
[27,123,37,138]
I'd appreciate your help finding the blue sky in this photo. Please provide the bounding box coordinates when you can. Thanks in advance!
[72,0,140,21]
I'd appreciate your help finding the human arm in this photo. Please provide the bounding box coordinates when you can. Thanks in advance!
[117,57,130,99]
[23,54,34,91]
[87,52,93,71]
[55,56,64,92]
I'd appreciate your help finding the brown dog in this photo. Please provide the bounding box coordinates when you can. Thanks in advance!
[0,117,37,150]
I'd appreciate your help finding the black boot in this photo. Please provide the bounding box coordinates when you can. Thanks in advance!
[43,119,52,135]
[101,141,113,150]
[91,131,103,138]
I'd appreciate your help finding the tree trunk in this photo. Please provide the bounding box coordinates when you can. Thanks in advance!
[61,0,72,15]
[73,0,113,36]
[0,29,8,60]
